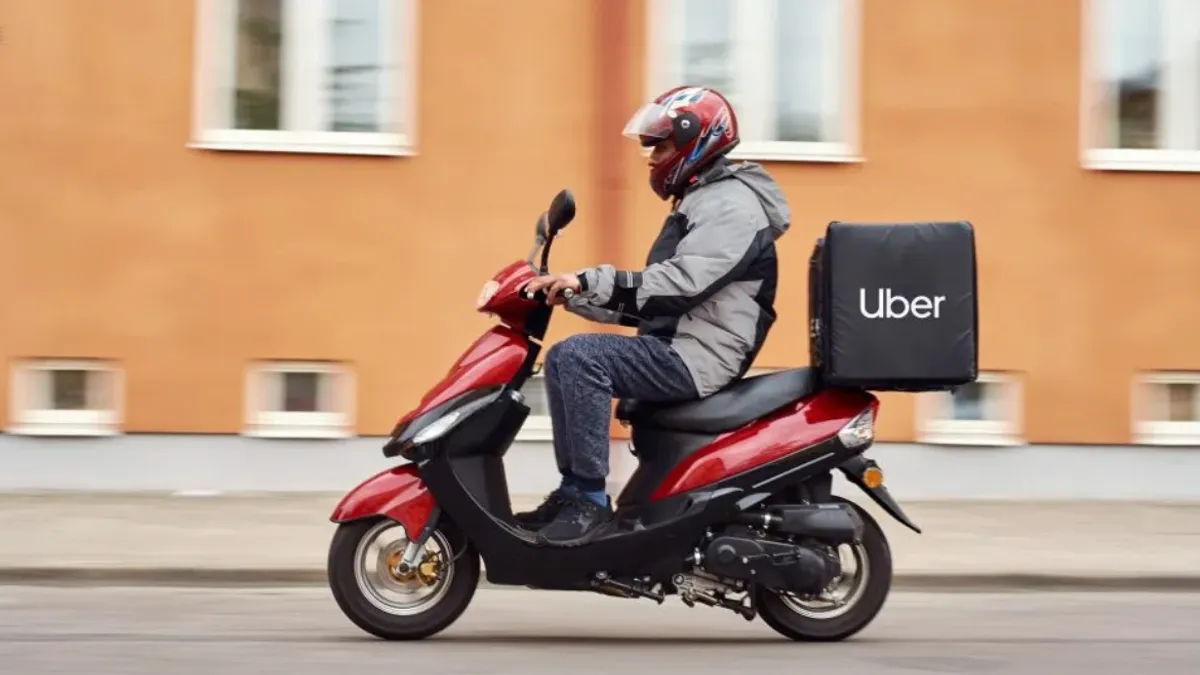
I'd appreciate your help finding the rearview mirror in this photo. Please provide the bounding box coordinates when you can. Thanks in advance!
[546,189,576,236]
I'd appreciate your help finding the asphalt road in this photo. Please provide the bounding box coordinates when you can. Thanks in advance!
[0,586,1197,674]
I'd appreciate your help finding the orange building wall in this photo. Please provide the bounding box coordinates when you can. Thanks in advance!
[3,0,1200,444]
[0,0,605,433]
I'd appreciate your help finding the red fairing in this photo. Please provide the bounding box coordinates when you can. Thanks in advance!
[393,325,529,429]
[330,464,436,536]
[478,260,540,332]
[650,389,878,501]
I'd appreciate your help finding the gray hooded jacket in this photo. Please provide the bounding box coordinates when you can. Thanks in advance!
[569,159,792,397]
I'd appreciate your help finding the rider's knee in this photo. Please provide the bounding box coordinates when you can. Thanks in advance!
[545,334,589,375]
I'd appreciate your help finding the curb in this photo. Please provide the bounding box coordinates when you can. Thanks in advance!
[3,568,1199,592]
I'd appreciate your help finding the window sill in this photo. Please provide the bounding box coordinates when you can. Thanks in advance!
[243,424,355,440]
[1134,422,1200,447]
[730,141,862,164]
[244,412,354,439]
[515,420,554,443]
[7,412,122,438]
[190,130,415,157]
[1083,149,1200,173]
[918,421,1024,447]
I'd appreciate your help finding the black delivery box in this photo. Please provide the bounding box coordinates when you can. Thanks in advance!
[808,221,978,391]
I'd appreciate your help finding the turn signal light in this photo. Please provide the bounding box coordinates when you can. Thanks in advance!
[862,465,884,489]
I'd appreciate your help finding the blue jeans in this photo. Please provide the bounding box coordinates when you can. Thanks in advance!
[543,333,699,493]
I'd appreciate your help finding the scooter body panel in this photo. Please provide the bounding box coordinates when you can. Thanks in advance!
[389,325,530,433]
[649,388,877,500]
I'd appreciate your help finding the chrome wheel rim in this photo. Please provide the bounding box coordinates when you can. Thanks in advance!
[353,520,455,616]
[779,541,870,620]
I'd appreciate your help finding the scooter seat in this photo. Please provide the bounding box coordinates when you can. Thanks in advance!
[616,367,820,434]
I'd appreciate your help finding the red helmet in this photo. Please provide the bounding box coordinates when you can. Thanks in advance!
[623,86,741,201]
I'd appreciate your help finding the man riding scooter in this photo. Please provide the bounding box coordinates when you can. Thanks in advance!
[519,85,793,546]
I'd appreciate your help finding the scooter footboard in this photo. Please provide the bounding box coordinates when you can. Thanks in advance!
[330,464,437,538]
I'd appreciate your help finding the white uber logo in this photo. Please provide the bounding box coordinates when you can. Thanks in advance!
[859,288,946,319]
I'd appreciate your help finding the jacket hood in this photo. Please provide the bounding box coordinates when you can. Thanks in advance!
[693,159,791,239]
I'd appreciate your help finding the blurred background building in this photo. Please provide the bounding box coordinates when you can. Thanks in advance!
[2,0,1200,498]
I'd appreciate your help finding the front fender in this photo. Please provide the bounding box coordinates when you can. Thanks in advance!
[330,464,436,537]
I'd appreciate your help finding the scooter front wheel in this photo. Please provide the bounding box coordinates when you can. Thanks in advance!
[328,517,480,640]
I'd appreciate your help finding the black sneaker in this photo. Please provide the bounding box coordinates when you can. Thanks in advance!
[513,488,574,531]
[536,493,615,546]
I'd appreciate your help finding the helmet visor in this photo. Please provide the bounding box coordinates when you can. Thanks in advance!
[622,103,675,147]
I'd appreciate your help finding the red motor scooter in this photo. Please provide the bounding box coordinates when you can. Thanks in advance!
[327,189,922,642]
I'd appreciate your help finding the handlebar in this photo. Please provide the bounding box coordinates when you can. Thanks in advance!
[522,287,575,304]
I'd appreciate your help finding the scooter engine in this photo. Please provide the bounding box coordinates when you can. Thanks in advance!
[701,532,841,596]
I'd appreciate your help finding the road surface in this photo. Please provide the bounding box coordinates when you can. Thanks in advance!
[0,586,1196,673]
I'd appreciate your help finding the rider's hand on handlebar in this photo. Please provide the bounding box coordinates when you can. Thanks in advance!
[523,273,581,305]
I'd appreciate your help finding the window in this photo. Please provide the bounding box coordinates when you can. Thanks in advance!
[244,361,355,438]
[646,0,860,162]
[7,359,123,436]
[1132,371,1200,445]
[191,0,416,156]
[518,373,553,442]
[916,372,1023,446]
[1082,0,1200,171]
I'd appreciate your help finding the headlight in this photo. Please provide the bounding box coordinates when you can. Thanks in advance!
[837,408,875,449]
[476,280,500,309]
[412,410,463,445]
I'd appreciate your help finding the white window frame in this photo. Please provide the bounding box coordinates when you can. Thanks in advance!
[1080,0,1200,172]
[1132,371,1200,445]
[645,0,861,163]
[243,360,356,439]
[191,0,418,156]
[7,359,124,437]
[517,372,553,442]
[916,372,1024,447]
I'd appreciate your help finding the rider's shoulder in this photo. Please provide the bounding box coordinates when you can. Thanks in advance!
[678,174,761,219]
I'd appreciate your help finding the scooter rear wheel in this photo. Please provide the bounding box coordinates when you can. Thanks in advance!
[328,517,480,640]
[754,497,892,642]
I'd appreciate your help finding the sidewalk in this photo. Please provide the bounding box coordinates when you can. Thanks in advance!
[3,492,1199,590]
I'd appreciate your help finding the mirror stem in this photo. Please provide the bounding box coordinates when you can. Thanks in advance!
[539,235,555,275]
